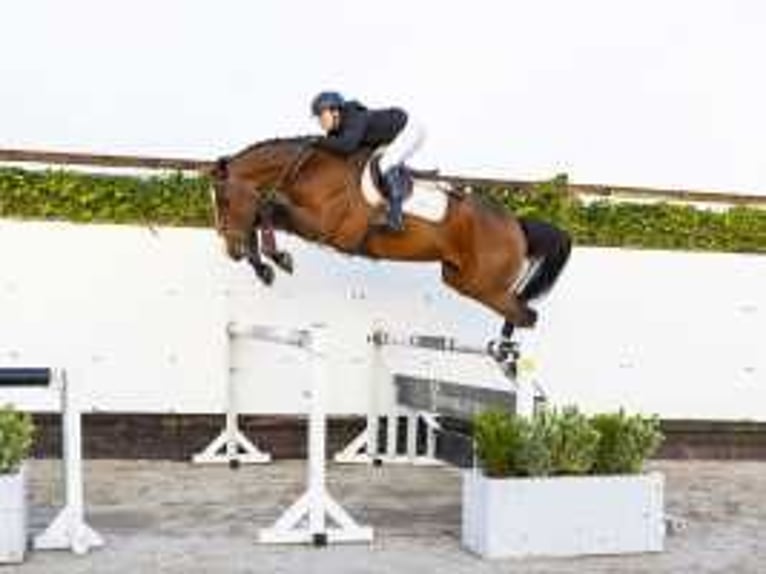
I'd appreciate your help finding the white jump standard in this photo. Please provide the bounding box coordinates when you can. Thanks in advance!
[193,323,272,467]
[0,368,103,555]
[232,323,373,546]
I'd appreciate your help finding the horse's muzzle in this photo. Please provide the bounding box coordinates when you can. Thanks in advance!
[222,231,248,261]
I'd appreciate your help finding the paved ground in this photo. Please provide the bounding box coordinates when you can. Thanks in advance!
[5,460,766,573]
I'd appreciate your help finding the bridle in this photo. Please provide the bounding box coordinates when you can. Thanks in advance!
[211,141,316,238]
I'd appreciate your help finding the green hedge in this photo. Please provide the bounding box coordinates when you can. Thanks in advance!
[0,167,764,253]
[0,167,211,226]
[488,175,766,253]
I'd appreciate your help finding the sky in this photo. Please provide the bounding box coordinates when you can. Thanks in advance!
[1,1,765,194]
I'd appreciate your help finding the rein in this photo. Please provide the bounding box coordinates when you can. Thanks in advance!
[272,141,316,192]
[249,141,317,248]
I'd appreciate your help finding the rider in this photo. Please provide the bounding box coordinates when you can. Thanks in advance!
[310,91,425,232]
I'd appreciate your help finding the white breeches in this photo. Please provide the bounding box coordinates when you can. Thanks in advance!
[378,117,426,172]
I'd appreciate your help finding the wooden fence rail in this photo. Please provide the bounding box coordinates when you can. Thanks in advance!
[0,148,212,172]
[1,147,764,207]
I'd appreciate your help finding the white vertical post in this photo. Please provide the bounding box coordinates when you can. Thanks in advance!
[62,370,83,528]
[514,358,537,418]
[307,326,327,539]
[224,374,238,461]
[368,340,386,461]
[406,413,418,458]
[425,421,436,459]
[34,370,104,554]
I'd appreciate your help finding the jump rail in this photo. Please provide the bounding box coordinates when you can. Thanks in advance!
[0,368,103,555]
[335,328,542,466]
[368,328,540,415]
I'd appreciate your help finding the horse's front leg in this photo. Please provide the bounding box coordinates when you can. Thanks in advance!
[246,225,276,286]
[260,226,293,274]
[259,197,294,274]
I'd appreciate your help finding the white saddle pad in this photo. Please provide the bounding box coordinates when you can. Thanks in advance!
[360,156,451,223]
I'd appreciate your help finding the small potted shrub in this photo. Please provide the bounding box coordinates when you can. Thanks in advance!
[463,406,664,559]
[0,405,35,564]
[591,410,664,474]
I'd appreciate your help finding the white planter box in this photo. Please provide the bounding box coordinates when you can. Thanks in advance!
[462,469,664,559]
[0,464,27,564]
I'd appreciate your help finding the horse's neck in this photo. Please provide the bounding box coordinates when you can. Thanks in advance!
[294,153,365,207]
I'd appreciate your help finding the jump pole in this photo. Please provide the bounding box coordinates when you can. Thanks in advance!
[368,329,539,418]
[228,323,372,546]
[335,328,541,465]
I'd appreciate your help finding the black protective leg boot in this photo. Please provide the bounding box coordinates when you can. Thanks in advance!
[382,167,406,232]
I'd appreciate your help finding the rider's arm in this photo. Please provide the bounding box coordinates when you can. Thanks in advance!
[314,109,368,155]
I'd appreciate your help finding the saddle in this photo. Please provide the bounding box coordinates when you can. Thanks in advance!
[358,149,455,224]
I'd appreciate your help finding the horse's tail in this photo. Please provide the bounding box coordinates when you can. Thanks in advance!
[518,218,572,302]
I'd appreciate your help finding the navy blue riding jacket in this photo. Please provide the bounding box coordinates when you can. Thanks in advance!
[315,101,407,156]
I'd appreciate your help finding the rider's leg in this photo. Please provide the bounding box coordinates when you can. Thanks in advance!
[381,167,406,231]
[378,118,426,231]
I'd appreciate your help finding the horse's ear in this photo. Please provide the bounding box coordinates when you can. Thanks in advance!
[209,156,229,180]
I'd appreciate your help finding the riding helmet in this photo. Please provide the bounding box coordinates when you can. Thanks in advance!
[311,91,345,116]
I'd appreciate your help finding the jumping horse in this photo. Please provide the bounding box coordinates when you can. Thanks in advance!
[209,137,571,364]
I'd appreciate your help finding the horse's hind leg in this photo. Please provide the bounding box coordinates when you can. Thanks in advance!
[442,264,537,329]
[486,289,538,329]
[449,278,532,367]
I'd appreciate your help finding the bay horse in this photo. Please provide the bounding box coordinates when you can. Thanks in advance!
[209,137,571,363]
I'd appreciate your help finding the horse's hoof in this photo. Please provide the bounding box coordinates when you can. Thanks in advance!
[522,306,538,327]
[488,338,519,363]
[251,261,275,286]
[271,251,294,274]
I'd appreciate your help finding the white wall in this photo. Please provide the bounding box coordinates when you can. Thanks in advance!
[0,220,763,420]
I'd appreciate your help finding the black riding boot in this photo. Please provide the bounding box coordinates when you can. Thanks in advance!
[383,166,406,232]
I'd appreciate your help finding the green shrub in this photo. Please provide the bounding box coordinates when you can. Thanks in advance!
[543,406,600,476]
[474,406,599,477]
[473,407,662,479]
[473,409,530,478]
[591,410,663,474]
[0,405,35,474]
[516,409,554,477]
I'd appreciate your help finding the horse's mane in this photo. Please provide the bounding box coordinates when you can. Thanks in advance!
[228,135,317,163]
[212,135,317,179]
